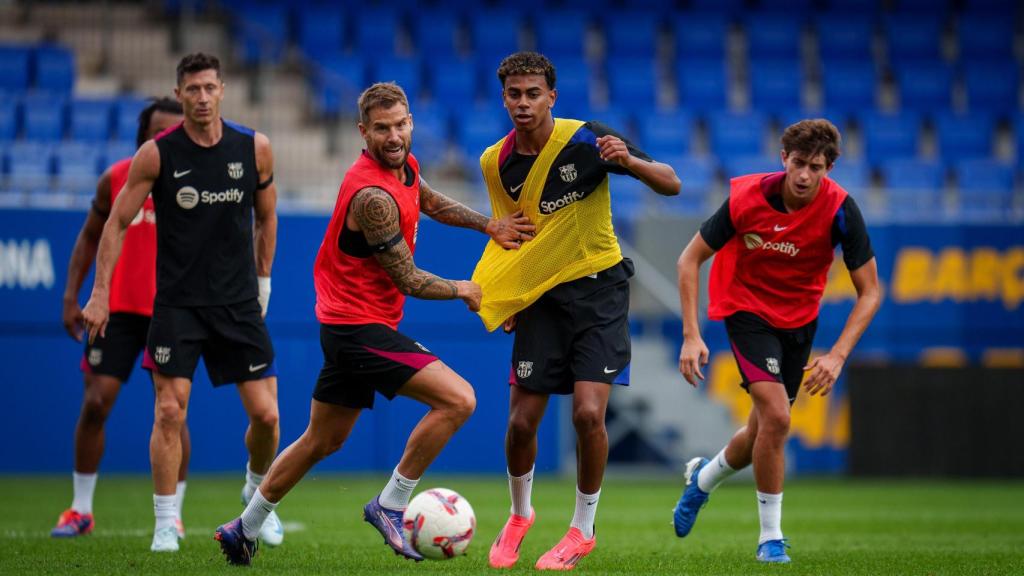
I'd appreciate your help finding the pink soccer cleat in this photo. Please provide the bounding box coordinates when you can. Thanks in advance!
[488,509,535,568]
[535,527,596,571]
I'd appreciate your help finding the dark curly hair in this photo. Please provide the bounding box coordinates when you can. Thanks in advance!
[136,97,182,148]
[781,119,842,166]
[497,51,556,90]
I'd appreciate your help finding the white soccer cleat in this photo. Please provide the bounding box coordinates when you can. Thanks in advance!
[150,525,180,552]
[259,510,284,547]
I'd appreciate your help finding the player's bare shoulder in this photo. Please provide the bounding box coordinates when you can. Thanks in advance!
[129,139,162,181]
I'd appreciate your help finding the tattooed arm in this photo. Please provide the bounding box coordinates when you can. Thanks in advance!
[349,186,482,310]
[419,176,535,250]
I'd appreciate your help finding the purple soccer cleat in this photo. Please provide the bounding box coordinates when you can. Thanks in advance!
[363,496,423,562]
[214,518,258,566]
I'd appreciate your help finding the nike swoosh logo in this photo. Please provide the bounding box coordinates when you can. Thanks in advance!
[173,169,192,178]
[586,501,596,506]
[758,499,767,504]
[510,182,525,194]
[249,363,268,372]
[773,224,788,232]
[603,367,617,374]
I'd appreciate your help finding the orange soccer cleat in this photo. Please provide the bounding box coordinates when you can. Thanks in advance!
[488,509,535,568]
[534,527,596,571]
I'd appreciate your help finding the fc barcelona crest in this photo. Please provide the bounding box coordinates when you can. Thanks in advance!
[88,348,102,366]
[516,361,534,379]
[154,346,171,365]
[558,163,577,183]
[227,162,244,180]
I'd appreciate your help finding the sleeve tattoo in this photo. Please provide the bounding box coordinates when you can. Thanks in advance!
[351,187,458,300]
[419,176,489,232]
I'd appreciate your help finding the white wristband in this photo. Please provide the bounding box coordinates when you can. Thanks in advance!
[257,276,271,317]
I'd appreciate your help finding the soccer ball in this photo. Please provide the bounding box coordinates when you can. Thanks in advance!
[402,488,476,560]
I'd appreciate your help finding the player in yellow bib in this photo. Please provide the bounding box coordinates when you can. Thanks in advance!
[475,52,680,571]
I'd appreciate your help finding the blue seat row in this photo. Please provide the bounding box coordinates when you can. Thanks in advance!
[0,44,74,95]
[0,96,147,143]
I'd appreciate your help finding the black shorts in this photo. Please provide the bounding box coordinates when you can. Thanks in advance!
[81,312,150,382]
[314,323,439,409]
[724,311,818,403]
[510,259,633,395]
[143,299,275,386]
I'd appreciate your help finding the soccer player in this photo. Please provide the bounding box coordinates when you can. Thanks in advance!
[475,52,681,571]
[673,119,881,563]
[52,98,187,539]
[82,53,284,552]
[213,82,535,566]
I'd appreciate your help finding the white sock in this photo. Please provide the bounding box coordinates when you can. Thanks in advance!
[570,487,600,540]
[508,467,534,518]
[757,491,784,544]
[174,481,187,520]
[243,463,265,503]
[71,472,97,515]
[378,468,419,510]
[241,488,277,541]
[697,448,738,493]
[153,494,177,531]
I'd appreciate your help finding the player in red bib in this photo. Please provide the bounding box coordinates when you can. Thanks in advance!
[214,82,534,566]
[673,120,882,563]
[52,98,185,539]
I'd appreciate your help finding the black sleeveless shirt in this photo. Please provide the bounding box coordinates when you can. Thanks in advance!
[151,119,259,306]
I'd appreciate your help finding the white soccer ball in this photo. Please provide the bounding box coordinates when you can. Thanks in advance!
[402,487,476,560]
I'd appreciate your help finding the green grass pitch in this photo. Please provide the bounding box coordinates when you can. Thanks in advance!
[1,475,1022,575]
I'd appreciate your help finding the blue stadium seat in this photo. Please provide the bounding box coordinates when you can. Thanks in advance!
[410,12,461,59]
[673,12,728,61]
[455,105,508,170]
[896,62,953,113]
[961,0,1020,14]
[69,99,113,142]
[313,55,365,116]
[113,98,148,143]
[958,14,1014,60]
[637,110,693,158]
[604,12,659,59]
[408,102,449,167]
[708,111,768,158]
[297,6,345,56]
[6,142,52,192]
[370,57,423,103]
[935,111,994,162]
[881,158,946,219]
[54,141,102,194]
[672,154,718,193]
[429,57,477,107]
[744,15,802,63]
[103,140,135,167]
[354,9,402,57]
[862,111,921,166]
[33,46,74,94]
[0,46,31,93]
[608,174,649,219]
[827,159,872,197]
[470,11,522,63]
[821,60,877,115]
[676,58,728,114]
[884,14,942,69]
[723,154,780,179]
[551,58,593,117]
[758,0,813,8]
[236,5,287,64]
[963,61,1020,116]
[749,60,803,115]
[22,97,66,141]
[688,0,745,12]
[535,11,588,60]
[815,13,873,62]
[587,106,633,138]
[954,159,1015,220]
[824,0,882,9]
[776,108,848,134]
[0,99,17,142]
[606,57,659,109]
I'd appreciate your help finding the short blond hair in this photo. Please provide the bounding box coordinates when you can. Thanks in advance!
[357,82,409,124]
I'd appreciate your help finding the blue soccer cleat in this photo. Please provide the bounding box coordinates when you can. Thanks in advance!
[673,457,710,537]
[214,518,258,566]
[363,496,423,562]
[756,539,791,563]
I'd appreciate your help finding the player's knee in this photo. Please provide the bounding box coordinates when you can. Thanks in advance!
[82,392,113,423]
[154,399,185,430]
[571,406,605,434]
[250,405,280,431]
[447,387,476,424]
[507,412,538,441]
[759,409,790,438]
[308,433,345,461]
